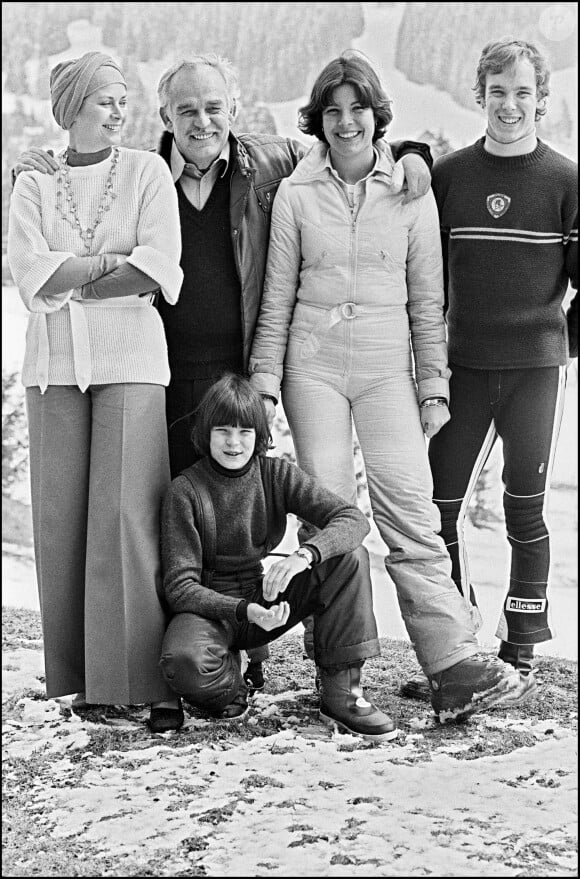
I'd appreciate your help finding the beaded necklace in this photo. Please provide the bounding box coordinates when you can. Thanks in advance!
[55,147,120,253]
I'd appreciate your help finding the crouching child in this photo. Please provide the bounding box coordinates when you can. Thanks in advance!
[157,372,397,741]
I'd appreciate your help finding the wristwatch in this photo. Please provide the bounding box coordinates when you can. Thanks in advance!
[420,397,448,408]
[295,547,314,568]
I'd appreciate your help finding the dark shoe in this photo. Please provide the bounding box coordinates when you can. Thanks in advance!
[498,641,535,675]
[430,655,520,724]
[243,661,265,695]
[398,676,431,702]
[319,665,398,742]
[218,684,249,720]
[492,670,538,708]
[149,702,184,733]
[71,692,92,710]
[493,643,537,707]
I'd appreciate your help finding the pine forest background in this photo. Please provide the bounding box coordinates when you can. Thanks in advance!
[2,1,578,241]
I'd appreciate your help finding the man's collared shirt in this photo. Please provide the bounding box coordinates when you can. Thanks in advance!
[170,139,230,210]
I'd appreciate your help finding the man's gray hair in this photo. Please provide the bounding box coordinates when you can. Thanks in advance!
[157,54,241,110]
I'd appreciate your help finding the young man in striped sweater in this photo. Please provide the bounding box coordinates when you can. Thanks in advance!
[404,37,577,707]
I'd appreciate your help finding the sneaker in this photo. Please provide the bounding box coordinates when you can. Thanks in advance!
[149,702,184,733]
[430,655,520,724]
[398,676,431,702]
[492,671,538,708]
[243,661,265,695]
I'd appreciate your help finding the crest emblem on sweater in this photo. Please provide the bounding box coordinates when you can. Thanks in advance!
[486,193,511,218]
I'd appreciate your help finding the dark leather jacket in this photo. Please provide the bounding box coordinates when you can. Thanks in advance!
[157,130,431,370]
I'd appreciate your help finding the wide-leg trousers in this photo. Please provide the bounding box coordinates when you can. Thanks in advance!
[26,383,175,704]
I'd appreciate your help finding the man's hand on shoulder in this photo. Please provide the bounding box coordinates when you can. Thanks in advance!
[12,148,59,180]
[396,152,432,204]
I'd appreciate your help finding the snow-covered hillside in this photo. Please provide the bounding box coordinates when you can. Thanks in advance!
[3,5,577,159]
[268,2,578,158]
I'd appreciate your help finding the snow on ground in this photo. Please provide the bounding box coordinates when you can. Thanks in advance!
[2,646,578,877]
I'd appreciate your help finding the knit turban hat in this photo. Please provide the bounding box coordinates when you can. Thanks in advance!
[50,51,127,130]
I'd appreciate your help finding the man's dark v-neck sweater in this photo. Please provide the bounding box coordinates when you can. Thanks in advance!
[158,164,243,380]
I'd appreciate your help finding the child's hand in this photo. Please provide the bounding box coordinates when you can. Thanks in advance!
[262,553,309,601]
[247,601,290,631]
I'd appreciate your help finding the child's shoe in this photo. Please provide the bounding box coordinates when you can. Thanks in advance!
[319,665,398,741]
[149,700,184,733]
[218,683,249,720]
[243,661,265,695]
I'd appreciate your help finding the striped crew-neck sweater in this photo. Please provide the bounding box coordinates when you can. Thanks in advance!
[432,137,578,368]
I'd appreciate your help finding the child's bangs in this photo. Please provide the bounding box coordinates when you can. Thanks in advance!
[212,396,258,429]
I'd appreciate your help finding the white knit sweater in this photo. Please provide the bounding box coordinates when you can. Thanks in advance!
[7,148,183,390]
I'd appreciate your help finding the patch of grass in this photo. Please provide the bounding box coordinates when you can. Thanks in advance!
[2,605,43,649]
[3,605,578,758]
[241,773,285,789]
[197,804,236,825]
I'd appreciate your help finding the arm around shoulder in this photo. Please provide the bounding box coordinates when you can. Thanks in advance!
[406,188,450,401]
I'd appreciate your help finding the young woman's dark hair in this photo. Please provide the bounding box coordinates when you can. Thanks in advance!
[190,373,271,457]
[298,50,393,144]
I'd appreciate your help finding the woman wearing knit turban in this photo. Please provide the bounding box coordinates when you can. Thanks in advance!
[7,51,185,732]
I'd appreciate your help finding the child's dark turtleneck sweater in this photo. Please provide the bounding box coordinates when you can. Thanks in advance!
[160,454,370,622]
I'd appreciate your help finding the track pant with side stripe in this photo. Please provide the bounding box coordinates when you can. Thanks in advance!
[428,364,567,646]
